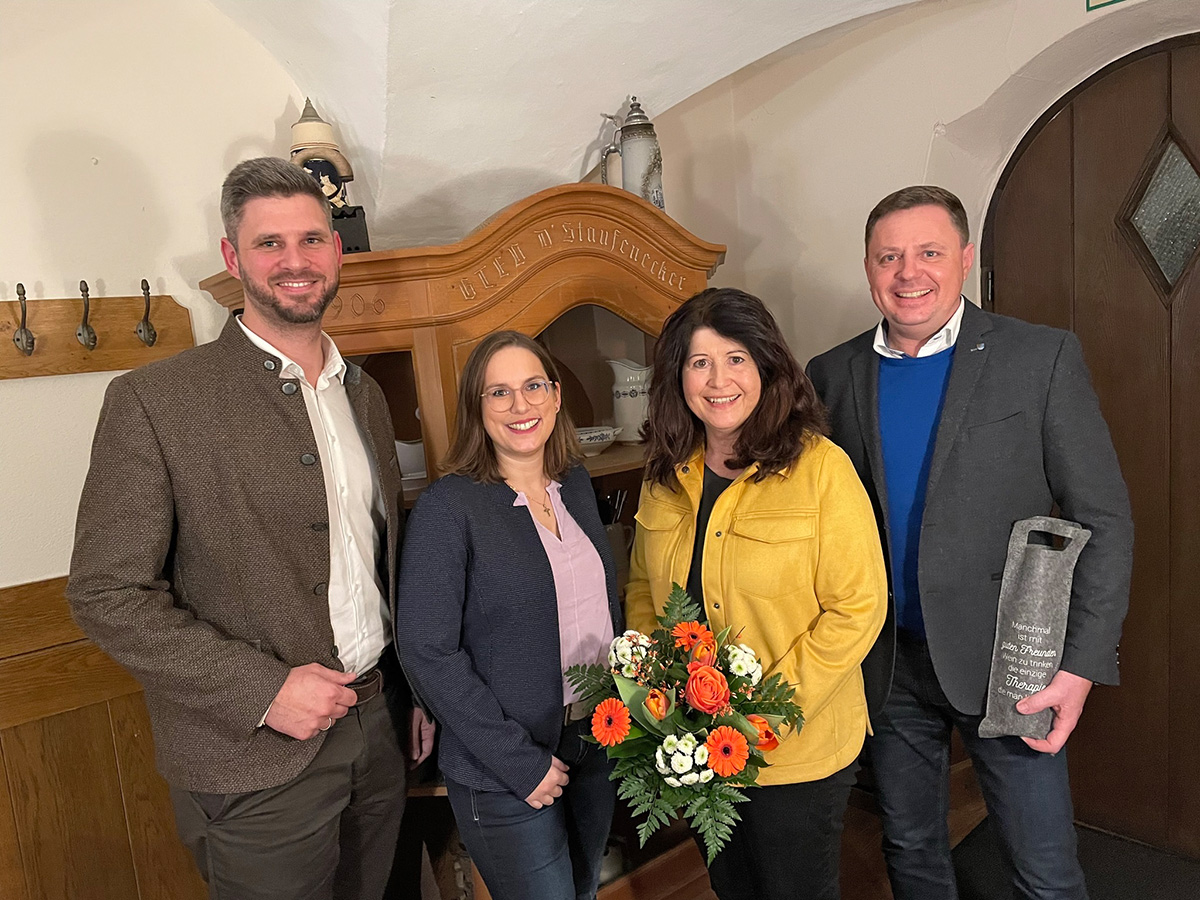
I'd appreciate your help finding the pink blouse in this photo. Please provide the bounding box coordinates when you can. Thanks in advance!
[513,481,614,703]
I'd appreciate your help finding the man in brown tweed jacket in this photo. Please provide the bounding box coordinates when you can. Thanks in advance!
[68,157,434,900]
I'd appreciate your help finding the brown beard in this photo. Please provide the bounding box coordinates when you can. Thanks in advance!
[242,271,339,325]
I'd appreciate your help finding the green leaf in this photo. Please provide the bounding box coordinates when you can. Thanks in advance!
[614,675,665,734]
[715,711,759,743]
[658,582,703,629]
[565,663,618,711]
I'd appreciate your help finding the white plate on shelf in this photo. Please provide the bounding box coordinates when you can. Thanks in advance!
[576,426,622,457]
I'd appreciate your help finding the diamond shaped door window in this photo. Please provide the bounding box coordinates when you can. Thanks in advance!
[1130,139,1200,287]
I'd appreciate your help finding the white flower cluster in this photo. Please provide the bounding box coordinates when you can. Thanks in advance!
[608,630,654,678]
[654,733,715,787]
[726,643,762,685]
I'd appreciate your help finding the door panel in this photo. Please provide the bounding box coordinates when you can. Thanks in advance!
[986,37,1200,856]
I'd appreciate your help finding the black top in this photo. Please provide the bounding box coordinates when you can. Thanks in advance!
[686,466,735,612]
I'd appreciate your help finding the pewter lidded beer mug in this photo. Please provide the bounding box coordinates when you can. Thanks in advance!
[600,97,665,210]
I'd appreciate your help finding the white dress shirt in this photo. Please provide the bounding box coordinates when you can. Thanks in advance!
[872,297,966,359]
[238,318,390,677]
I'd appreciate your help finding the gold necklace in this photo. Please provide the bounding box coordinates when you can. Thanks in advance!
[509,481,551,517]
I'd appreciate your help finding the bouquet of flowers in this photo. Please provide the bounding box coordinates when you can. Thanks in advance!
[566,584,803,863]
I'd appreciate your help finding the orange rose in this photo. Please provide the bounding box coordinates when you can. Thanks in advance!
[746,714,780,752]
[684,665,731,715]
[644,688,670,720]
[705,725,750,777]
[672,621,714,652]
[690,638,719,668]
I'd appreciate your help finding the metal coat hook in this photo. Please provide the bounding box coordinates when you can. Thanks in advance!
[77,280,97,350]
[137,278,158,347]
[12,283,35,355]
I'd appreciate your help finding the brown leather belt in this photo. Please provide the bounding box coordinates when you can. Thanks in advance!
[564,700,592,725]
[350,666,384,705]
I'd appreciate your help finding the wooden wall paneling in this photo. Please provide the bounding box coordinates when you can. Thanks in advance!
[108,693,207,900]
[0,738,31,900]
[1167,42,1200,857]
[2,704,139,900]
[990,107,1074,329]
[0,640,140,731]
[0,578,83,659]
[1069,52,1172,844]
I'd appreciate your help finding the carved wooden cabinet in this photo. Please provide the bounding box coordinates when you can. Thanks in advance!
[201,183,725,490]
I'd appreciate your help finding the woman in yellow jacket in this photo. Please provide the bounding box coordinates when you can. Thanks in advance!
[626,287,887,900]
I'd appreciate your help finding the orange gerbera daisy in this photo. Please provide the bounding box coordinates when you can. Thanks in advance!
[591,698,632,747]
[705,726,750,777]
[672,621,714,651]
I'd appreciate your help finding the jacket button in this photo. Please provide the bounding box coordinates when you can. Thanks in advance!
[314,582,328,596]
[332,644,339,658]
[263,359,277,371]
[311,521,329,532]
[282,382,298,395]
[681,465,690,474]
[713,602,720,609]
[715,531,722,537]
[301,453,317,466]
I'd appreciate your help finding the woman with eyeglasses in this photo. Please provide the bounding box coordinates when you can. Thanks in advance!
[395,330,622,900]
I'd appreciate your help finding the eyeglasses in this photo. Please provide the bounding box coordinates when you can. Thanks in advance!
[480,380,556,412]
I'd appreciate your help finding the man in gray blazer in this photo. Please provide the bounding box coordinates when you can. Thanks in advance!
[68,157,433,900]
[807,186,1132,900]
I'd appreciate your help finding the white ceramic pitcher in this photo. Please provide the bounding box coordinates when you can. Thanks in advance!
[607,358,653,443]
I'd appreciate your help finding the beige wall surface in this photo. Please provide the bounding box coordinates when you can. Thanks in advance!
[0,0,300,586]
[653,0,1191,365]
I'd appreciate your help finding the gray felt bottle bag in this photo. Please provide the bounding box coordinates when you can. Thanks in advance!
[978,516,1091,740]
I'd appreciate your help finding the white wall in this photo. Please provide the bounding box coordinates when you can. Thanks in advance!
[0,0,302,586]
[654,0,1192,365]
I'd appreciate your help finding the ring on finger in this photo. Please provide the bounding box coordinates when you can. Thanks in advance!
[319,716,333,732]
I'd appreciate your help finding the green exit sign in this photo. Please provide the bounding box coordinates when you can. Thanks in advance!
[1087,0,1130,9]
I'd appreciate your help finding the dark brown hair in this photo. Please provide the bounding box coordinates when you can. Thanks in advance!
[864,185,970,251]
[220,156,331,247]
[441,331,582,483]
[642,287,827,487]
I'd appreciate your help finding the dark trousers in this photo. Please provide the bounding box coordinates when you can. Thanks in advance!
[445,716,616,900]
[705,764,857,900]
[171,680,408,900]
[869,635,1088,900]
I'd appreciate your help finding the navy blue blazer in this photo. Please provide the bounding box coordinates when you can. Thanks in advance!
[395,464,622,799]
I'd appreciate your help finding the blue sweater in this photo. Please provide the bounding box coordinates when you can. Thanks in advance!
[394,465,621,799]
[878,348,955,637]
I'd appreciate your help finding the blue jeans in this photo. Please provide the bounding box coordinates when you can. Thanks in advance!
[445,717,616,900]
[869,634,1088,900]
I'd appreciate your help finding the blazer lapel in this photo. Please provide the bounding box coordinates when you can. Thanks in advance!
[924,303,993,502]
[850,343,890,527]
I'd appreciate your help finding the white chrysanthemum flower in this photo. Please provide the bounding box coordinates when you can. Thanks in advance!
[749,664,762,686]
[671,752,693,774]
[680,771,700,785]
[662,735,679,753]
[699,768,715,783]
[677,733,698,753]
[621,662,638,678]
[693,745,709,765]
[738,643,756,659]
[664,776,682,787]
[655,747,669,774]
[729,657,752,677]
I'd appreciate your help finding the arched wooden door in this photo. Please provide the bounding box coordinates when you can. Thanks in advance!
[982,35,1200,857]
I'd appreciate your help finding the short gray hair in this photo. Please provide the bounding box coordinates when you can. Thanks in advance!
[865,185,970,251]
[220,157,330,245]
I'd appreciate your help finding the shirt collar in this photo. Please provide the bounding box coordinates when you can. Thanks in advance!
[872,296,966,359]
[236,316,347,386]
